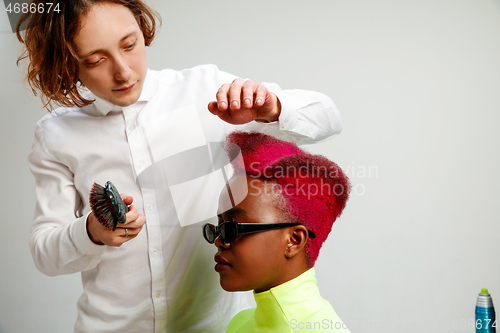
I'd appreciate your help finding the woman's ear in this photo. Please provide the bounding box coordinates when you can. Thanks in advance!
[284,225,309,259]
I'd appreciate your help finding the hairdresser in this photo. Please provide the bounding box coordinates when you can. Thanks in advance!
[17,1,342,332]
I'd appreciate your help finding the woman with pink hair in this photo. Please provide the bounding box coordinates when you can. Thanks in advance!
[203,132,351,332]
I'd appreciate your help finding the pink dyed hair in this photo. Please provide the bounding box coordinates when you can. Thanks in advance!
[224,131,350,266]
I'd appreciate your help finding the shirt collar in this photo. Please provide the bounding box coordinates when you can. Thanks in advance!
[249,268,320,329]
[254,267,317,303]
[89,68,157,116]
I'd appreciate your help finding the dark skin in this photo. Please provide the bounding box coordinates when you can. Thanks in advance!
[214,176,311,293]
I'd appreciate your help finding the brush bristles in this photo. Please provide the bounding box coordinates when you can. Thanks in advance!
[90,183,118,231]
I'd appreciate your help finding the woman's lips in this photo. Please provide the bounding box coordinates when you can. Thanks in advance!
[113,82,135,92]
[214,255,232,272]
[215,263,231,272]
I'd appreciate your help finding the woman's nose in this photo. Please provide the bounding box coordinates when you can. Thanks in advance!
[214,235,230,249]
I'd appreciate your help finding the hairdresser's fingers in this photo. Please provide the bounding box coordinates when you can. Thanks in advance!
[253,84,269,108]
[118,225,144,238]
[109,221,144,245]
[214,83,231,112]
[227,78,245,111]
[117,219,145,232]
[115,206,145,230]
[120,194,133,205]
[123,205,140,223]
[241,80,257,109]
[207,101,220,115]
[208,80,280,124]
[209,79,255,124]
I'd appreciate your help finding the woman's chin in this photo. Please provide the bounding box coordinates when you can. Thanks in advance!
[219,278,252,292]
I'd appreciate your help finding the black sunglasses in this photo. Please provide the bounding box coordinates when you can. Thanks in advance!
[203,221,316,244]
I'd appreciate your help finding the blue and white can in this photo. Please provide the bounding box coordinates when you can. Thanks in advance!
[476,288,496,333]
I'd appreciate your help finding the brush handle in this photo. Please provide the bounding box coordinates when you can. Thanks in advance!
[105,181,127,225]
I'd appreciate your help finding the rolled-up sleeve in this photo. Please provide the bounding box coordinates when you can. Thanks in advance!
[272,88,342,143]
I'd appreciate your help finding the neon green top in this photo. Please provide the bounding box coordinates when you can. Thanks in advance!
[226,268,350,332]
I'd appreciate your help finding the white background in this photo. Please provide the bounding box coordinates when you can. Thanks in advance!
[1,0,499,332]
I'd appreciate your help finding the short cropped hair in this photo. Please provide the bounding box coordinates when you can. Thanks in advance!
[224,132,351,266]
[16,0,161,110]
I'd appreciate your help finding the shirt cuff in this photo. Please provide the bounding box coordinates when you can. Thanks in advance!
[274,91,317,136]
[70,212,107,255]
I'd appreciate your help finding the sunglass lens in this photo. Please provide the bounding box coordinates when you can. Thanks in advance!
[203,224,216,244]
[220,223,237,243]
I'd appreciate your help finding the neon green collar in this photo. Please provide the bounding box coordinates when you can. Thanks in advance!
[226,268,349,332]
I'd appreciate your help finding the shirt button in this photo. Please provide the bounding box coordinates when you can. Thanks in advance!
[137,163,143,169]
[152,248,158,255]
[281,122,288,129]
[155,291,161,298]
[147,204,153,210]
[127,125,135,131]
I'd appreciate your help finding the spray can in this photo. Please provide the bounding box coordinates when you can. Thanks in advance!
[476,288,496,332]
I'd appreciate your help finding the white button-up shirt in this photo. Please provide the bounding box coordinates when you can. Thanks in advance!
[28,65,342,333]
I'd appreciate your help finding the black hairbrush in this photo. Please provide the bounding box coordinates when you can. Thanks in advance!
[89,181,127,231]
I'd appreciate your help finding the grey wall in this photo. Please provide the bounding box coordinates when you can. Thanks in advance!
[1,0,499,332]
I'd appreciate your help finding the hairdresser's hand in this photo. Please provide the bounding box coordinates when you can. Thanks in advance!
[208,79,281,124]
[86,195,146,247]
